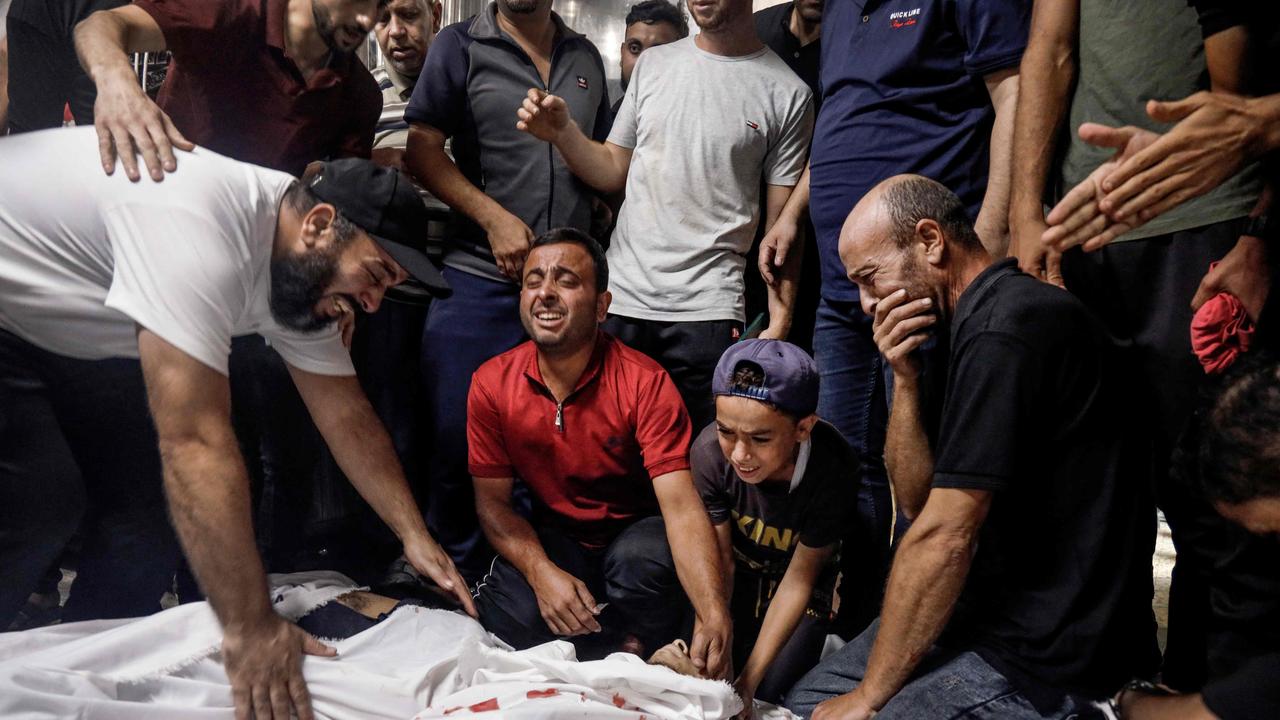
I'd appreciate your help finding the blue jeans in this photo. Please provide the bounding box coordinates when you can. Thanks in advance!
[784,620,1086,719]
[812,298,892,638]
[420,267,527,583]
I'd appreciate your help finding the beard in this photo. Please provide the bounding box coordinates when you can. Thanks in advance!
[501,0,541,14]
[312,3,364,53]
[898,250,945,324]
[269,245,342,334]
[689,0,741,32]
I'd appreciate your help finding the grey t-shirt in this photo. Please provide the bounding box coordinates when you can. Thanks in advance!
[606,37,813,323]
[1059,0,1260,241]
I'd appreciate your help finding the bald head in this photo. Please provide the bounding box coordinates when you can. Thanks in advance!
[840,175,987,319]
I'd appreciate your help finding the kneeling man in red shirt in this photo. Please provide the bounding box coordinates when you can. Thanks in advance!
[468,228,732,677]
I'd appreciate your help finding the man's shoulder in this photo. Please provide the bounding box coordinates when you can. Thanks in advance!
[474,339,537,390]
[754,1,792,27]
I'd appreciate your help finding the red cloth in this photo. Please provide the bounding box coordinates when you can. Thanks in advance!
[467,333,691,548]
[133,0,381,174]
[1191,284,1255,375]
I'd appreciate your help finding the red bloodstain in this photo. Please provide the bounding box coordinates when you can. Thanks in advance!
[442,707,462,716]
[526,688,560,699]
[612,693,626,708]
[468,698,500,713]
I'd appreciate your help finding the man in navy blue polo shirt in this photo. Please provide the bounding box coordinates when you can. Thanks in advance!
[402,0,613,582]
[759,0,1028,639]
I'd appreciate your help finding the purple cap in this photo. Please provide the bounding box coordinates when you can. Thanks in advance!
[712,339,819,418]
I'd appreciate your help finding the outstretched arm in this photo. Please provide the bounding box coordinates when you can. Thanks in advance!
[138,329,331,720]
[811,488,991,720]
[516,89,633,194]
[654,469,733,679]
[287,366,476,617]
[74,5,192,181]
[761,183,803,340]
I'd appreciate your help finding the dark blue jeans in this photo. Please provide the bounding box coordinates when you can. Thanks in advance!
[473,516,684,659]
[784,620,1086,719]
[812,298,892,638]
[420,267,527,583]
[0,329,181,625]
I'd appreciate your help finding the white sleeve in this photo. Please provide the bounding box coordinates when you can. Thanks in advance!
[606,57,642,150]
[764,87,814,186]
[263,326,355,377]
[102,204,245,375]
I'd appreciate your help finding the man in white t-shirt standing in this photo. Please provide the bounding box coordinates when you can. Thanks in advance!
[515,0,813,429]
[0,127,473,720]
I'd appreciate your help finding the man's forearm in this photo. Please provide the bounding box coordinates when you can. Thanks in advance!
[976,68,1020,255]
[1123,692,1218,720]
[552,122,630,194]
[405,126,515,231]
[74,9,158,84]
[161,435,274,629]
[884,376,933,520]
[477,496,557,577]
[666,503,728,622]
[764,183,803,336]
[1008,1,1078,234]
[855,519,976,709]
[301,377,431,543]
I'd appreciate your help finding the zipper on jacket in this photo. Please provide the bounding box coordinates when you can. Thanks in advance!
[555,401,565,433]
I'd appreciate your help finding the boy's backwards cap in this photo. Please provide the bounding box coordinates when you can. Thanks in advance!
[712,339,819,418]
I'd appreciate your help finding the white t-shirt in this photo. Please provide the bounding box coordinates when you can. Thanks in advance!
[0,127,354,376]
[607,37,813,323]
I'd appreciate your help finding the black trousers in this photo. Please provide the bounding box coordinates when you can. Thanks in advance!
[602,315,741,432]
[473,516,685,659]
[0,329,180,625]
[1060,217,1245,689]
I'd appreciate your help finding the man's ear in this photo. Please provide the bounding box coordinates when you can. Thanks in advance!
[300,203,339,249]
[795,413,818,442]
[915,218,946,266]
[431,1,443,33]
[596,290,613,323]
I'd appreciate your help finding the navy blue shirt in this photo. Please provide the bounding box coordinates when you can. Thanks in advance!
[811,0,1028,301]
[404,4,612,283]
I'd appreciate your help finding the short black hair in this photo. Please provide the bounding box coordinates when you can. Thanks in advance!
[1197,355,1280,505]
[529,227,610,293]
[625,0,689,37]
[880,176,983,251]
[728,360,797,421]
[281,180,358,244]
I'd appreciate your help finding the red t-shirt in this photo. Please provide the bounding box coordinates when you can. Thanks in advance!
[134,0,382,174]
[468,333,692,548]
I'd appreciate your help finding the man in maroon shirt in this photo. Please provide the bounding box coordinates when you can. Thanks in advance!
[468,228,732,677]
[73,0,382,179]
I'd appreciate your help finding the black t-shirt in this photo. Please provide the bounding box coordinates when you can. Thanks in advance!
[931,259,1157,708]
[1202,652,1280,720]
[8,0,127,37]
[692,419,859,620]
[753,2,821,111]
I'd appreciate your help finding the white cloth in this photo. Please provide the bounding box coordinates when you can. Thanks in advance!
[0,127,353,376]
[606,36,813,323]
[0,572,798,720]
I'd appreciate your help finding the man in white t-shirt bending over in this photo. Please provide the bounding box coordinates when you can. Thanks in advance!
[0,127,473,720]
[515,0,813,430]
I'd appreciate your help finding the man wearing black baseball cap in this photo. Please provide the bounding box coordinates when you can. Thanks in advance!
[0,127,464,720]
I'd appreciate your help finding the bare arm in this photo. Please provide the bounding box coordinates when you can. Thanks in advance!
[473,475,603,636]
[871,289,936,519]
[974,65,1021,257]
[712,520,734,603]
[759,164,810,286]
[137,330,330,720]
[735,543,834,714]
[1007,0,1078,284]
[1122,693,1219,720]
[74,5,191,181]
[761,183,803,340]
[811,489,992,720]
[516,89,633,194]
[287,367,475,617]
[654,469,732,678]
[404,123,533,280]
